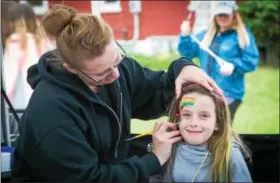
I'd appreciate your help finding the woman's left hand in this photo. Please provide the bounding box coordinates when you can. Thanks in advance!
[175,65,223,98]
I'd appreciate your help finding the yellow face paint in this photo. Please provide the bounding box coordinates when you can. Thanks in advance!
[178,97,196,123]
[180,97,196,108]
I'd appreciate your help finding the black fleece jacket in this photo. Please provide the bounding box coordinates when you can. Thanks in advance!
[11,50,195,182]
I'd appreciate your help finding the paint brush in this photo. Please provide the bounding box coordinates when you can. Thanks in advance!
[125,122,180,141]
[125,131,152,141]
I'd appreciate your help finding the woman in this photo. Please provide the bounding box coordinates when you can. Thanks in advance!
[178,1,259,121]
[11,5,220,182]
[3,2,49,109]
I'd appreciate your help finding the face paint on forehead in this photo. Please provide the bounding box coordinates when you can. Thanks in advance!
[180,96,196,108]
[176,97,196,124]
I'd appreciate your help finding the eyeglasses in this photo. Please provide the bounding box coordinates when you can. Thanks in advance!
[79,40,127,84]
[216,13,230,17]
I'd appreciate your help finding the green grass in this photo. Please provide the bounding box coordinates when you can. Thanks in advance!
[129,53,200,70]
[233,66,279,134]
[128,54,279,135]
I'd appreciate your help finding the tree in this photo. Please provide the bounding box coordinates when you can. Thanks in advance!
[238,1,280,67]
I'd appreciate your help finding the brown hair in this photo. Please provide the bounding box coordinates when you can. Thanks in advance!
[6,3,43,53]
[165,82,250,182]
[1,1,18,48]
[39,5,113,69]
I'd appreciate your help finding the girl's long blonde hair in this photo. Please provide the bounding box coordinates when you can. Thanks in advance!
[165,82,251,182]
[201,11,250,49]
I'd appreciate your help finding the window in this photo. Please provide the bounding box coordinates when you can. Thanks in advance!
[91,0,122,14]
[19,0,48,15]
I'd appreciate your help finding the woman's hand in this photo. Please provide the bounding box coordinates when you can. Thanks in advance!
[152,122,181,166]
[175,65,223,98]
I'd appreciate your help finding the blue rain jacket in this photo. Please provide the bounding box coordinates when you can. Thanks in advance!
[178,28,259,100]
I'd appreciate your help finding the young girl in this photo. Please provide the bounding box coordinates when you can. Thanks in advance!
[3,3,49,109]
[150,82,252,182]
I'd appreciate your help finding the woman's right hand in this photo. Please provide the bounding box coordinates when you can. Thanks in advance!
[152,122,182,166]
[180,20,191,36]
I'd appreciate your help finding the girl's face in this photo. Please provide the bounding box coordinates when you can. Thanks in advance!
[178,92,218,146]
[215,14,234,31]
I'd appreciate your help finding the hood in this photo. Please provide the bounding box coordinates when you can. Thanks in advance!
[27,50,104,101]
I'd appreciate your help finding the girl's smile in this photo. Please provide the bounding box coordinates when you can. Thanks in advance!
[186,130,202,134]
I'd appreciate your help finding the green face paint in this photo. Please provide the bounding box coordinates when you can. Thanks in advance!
[178,97,196,123]
[180,97,196,108]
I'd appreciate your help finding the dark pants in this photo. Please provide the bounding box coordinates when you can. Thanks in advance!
[228,100,242,122]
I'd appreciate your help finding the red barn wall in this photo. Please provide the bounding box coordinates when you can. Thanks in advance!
[49,0,91,13]
[101,1,192,40]
[42,1,193,40]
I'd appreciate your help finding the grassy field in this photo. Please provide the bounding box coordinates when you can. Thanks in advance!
[128,54,279,135]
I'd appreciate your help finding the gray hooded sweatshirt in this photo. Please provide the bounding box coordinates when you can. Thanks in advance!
[150,142,252,182]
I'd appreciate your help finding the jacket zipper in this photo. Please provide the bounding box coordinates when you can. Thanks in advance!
[102,90,122,158]
[115,91,122,158]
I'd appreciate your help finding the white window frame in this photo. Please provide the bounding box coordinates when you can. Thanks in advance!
[19,0,48,15]
[91,1,122,15]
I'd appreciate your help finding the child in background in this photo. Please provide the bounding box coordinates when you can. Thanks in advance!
[178,1,259,121]
[1,1,18,49]
[150,82,252,182]
[3,3,49,110]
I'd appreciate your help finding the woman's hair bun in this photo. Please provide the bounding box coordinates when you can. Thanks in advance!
[41,5,77,38]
